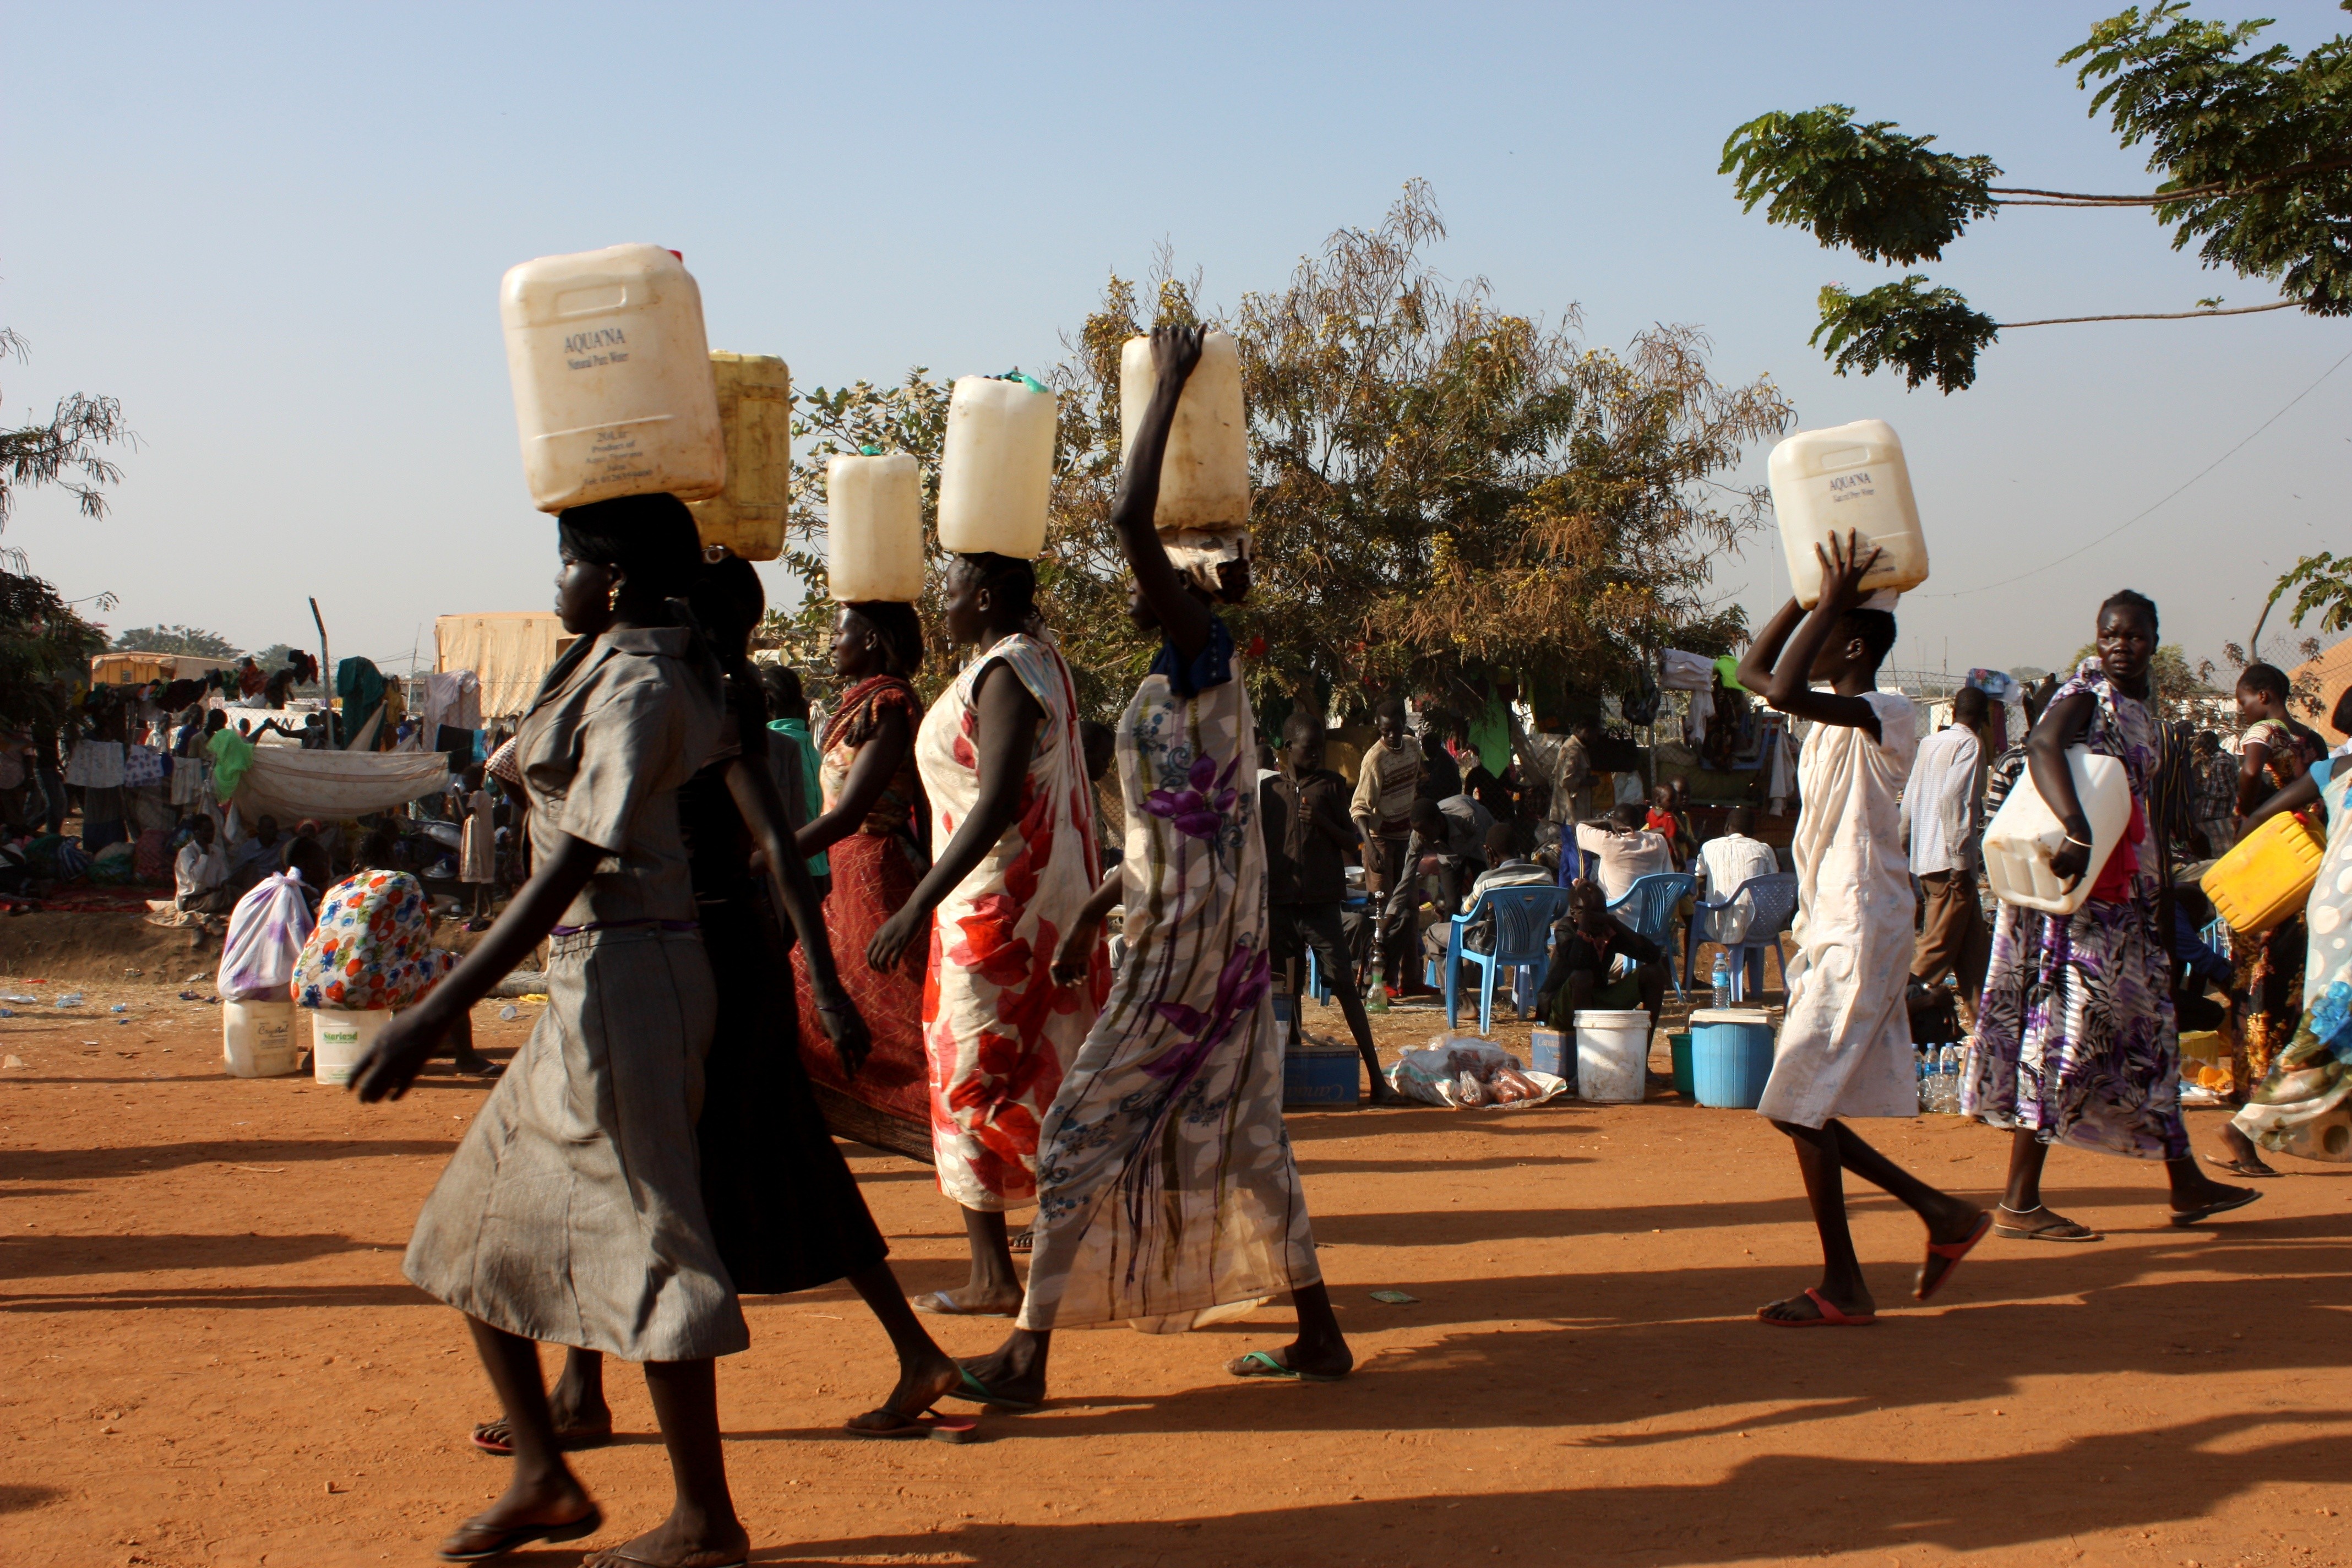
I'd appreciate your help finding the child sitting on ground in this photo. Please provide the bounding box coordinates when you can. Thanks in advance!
[1732,531,1988,1327]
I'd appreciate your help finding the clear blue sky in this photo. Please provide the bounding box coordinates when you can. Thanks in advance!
[6,1,2348,682]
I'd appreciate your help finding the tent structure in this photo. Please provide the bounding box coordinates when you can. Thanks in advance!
[228,747,449,823]
[89,651,239,686]
[434,613,576,722]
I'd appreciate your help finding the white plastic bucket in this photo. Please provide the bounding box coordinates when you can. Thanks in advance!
[222,998,303,1078]
[1575,1009,1651,1103]
[937,374,1057,558]
[826,452,925,602]
[311,1008,391,1086]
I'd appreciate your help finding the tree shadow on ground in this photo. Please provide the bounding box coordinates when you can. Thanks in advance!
[0,1137,459,1182]
[0,1228,404,1282]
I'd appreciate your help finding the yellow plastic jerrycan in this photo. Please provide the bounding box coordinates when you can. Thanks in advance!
[2202,810,2326,935]
[689,353,791,562]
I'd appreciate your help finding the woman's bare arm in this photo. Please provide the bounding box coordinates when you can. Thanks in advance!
[1050,868,1123,986]
[350,832,603,1103]
[1109,325,1212,661]
[726,752,872,1077]
[796,705,911,859]
[865,662,1044,971]
[2026,692,2098,884]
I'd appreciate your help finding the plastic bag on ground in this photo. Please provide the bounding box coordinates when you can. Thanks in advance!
[1385,1035,1566,1109]
[217,871,315,1001]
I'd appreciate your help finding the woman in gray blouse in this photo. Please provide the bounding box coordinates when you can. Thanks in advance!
[350,493,749,1568]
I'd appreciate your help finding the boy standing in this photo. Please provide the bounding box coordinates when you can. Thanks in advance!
[1733,532,1988,1326]
[1265,712,1402,1104]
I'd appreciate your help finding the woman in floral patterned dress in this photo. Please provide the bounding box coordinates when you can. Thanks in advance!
[865,556,1108,1316]
[1965,591,2260,1241]
[951,326,1349,1409]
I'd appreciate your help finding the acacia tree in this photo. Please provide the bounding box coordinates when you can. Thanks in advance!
[1721,2,2352,391]
[110,624,239,658]
[1,329,130,729]
[765,184,1789,723]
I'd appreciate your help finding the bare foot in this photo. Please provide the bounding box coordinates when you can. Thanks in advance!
[843,1347,962,1434]
[955,1338,1046,1408]
[910,1286,1021,1316]
[580,1514,750,1568]
[2209,1123,2281,1178]
[438,1469,596,1558]
[1757,1283,1875,1324]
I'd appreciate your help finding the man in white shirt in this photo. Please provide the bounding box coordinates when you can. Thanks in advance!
[1902,685,1991,1021]
[1697,805,1781,948]
[1572,803,1673,901]
[173,816,232,914]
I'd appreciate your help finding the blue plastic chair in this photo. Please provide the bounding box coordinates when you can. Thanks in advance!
[1442,884,1569,1036]
[1683,870,1799,1002]
[1304,888,1371,1004]
[1605,872,1697,999]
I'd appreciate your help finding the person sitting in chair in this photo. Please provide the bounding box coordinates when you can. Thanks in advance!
[1534,878,1668,1031]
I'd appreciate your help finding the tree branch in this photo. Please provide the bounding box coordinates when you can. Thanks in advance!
[1996,300,2299,327]
[1989,155,2352,207]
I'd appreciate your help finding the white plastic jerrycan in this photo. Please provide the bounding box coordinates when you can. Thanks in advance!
[1118,330,1249,531]
[827,453,925,603]
[500,243,725,512]
[689,352,791,561]
[1768,419,1930,607]
[1982,745,2132,914]
[937,374,1058,559]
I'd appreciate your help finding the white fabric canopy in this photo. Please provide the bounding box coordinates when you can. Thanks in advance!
[1659,650,1716,692]
[436,613,572,721]
[230,748,448,823]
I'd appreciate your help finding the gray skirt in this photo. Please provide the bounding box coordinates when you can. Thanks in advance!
[404,926,748,1361]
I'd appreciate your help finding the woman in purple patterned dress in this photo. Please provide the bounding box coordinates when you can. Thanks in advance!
[1965,591,2261,1242]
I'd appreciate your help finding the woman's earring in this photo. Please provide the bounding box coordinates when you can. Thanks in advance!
[607,583,621,612]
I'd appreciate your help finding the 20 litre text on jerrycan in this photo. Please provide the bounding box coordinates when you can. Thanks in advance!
[1119,330,1248,531]
[826,453,924,603]
[1982,745,2131,916]
[1768,419,1929,607]
[689,352,791,561]
[937,375,1057,559]
[500,243,725,512]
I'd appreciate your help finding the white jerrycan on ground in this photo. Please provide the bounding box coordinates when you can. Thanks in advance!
[1118,330,1249,531]
[826,453,925,603]
[937,374,1058,558]
[1768,419,1930,607]
[500,243,725,511]
[1982,745,2132,915]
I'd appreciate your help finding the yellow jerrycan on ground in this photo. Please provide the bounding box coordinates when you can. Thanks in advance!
[2203,811,2326,935]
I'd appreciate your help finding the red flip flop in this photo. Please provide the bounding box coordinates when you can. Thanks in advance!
[1758,1287,1877,1327]
[1915,1210,1994,1302]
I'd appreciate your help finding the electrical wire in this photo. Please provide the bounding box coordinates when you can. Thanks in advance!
[1917,343,2352,600]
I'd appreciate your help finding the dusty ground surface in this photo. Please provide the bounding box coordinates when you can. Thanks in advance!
[4,966,2349,1568]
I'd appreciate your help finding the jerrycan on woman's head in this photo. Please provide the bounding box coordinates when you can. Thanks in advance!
[501,243,726,513]
[1768,419,1930,607]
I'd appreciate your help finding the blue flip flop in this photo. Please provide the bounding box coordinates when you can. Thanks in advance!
[946,1368,1039,1413]
[1230,1349,1348,1382]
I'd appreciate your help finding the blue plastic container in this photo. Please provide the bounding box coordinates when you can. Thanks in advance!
[1284,1048,1362,1109]
[1690,1008,1776,1109]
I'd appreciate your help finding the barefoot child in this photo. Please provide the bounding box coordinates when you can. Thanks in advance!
[1733,532,1989,1326]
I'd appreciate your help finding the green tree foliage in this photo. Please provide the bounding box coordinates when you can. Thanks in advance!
[1,328,129,729]
[763,184,1789,723]
[110,624,240,658]
[1721,3,2352,391]
[0,569,106,730]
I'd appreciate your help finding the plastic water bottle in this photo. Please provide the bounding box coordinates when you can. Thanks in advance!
[1710,954,1732,1010]
[1935,1045,1963,1114]
[55,992,84,1009]
[1915,1048,1933,1112]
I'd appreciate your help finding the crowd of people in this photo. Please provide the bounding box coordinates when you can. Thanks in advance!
[13,329,2340,1564]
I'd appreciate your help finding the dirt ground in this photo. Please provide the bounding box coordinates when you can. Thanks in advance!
[3,968,2348,1568]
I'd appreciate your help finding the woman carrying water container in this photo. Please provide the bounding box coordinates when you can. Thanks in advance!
[1733,535,1990,1326]
[863,371,1110,1317]
[349,495,755,1567]
[790,453,937,1163]
[1965,591,2260,1240]
[950,325,1350,1408]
